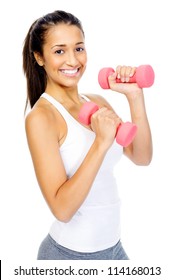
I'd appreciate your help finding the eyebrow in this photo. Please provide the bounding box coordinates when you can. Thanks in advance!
[51,42,84,49]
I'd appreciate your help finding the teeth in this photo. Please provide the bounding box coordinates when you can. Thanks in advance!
[61,69,78,74]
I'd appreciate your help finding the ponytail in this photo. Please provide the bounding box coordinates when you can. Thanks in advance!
[23,21,47,111]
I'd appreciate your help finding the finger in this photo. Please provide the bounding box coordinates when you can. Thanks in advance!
[91,107,108,121]
[116,66,137,82]
[113,115,123,125]
[129,67,136,78]
[116,65,121,79]
[103,111,122,125]
[124,66,132,82]
[119,66,126,82]
[115,65,126,82]
[92,108,120,126]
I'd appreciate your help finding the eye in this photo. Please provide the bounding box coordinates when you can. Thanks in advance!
[76,47,85,52]
[55,49,64,55]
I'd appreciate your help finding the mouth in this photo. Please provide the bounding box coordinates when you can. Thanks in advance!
[60,68,80,77]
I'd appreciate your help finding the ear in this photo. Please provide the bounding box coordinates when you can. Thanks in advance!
[33,52,44,66]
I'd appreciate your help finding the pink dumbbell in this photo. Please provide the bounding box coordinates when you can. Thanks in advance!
[98,65,155,89]
[78,102,137,147]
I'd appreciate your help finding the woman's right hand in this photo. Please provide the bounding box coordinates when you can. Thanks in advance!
[90,107,122,150]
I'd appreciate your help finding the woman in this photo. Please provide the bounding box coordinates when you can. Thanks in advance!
[23,10,152,260]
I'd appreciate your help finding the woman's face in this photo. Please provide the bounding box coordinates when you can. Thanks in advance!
[40,23,87,90]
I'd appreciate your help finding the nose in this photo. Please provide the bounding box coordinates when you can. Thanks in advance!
[66,51,78,66]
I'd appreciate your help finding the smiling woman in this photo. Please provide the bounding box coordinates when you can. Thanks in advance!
[23,10,152,260]
[34,24,87,90]
[23,11,87,108]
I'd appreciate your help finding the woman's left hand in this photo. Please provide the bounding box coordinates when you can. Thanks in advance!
[108,65,143,99]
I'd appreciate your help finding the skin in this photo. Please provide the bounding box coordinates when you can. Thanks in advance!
[25,23,152,222]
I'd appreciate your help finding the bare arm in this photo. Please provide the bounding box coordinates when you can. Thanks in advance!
[108,65,153,165]
[124,91,152,165]
[25,105,120,223]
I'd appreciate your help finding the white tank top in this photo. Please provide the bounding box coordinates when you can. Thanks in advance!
[41,92,123,252]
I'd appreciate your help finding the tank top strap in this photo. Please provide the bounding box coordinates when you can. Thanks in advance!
[41,92,92,127]
[80,94,91,102]
[41,92,90,106]
[41,92,71,118]
[41,92,91,118]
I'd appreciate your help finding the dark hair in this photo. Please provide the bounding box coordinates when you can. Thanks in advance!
[23,10,84,110]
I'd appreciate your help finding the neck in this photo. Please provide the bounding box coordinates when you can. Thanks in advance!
[45,84,82,106]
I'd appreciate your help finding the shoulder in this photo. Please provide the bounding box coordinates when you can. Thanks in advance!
[25,106,52,130]
[25,99,58,138]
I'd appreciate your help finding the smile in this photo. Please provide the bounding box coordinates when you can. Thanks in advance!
[60,68,79,76]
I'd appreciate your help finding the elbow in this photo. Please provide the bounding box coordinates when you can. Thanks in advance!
[54,213,72,223]
[135,159,152,166]
[134,154,153,166]
[144,156,152,166]
[131,144,153,166]
[49,193,75,223]
[52,208,73,223]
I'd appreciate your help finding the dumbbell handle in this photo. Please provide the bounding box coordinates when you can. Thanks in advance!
[98,64,155,89]
[78,102,137,147]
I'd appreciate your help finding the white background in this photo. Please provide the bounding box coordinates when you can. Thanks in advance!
[0,0,173,274]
